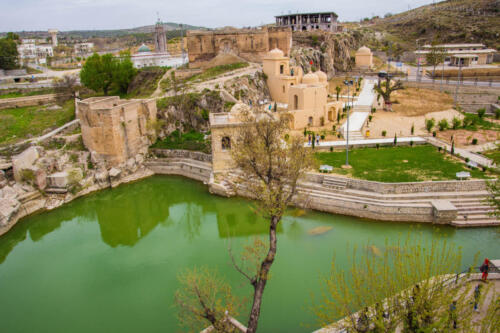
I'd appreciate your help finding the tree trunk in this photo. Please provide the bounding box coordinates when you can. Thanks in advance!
[246,216,280,333]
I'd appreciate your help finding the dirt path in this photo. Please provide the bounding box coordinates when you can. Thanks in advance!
[193,63,261,92]
[151,68,174,98]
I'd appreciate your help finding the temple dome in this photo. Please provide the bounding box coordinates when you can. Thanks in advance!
[138,44,151,53]
[356,46,372,55]
[230,103,250,115]
[302,73,319,84]
[267,48,284,58]
[315,70,327,82]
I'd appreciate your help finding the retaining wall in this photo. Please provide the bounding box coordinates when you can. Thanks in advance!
[0,93,67,110]
[150,149,212,163]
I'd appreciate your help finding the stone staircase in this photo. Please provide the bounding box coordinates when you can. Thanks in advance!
[346,131,364,140]
[450,198,499,227]
[322,176,347,190]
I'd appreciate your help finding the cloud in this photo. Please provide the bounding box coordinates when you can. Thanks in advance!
[0,0,435,32]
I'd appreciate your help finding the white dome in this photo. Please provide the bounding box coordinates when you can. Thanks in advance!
[302,73,319,84]
[267,48,285,58]
[356,46,372,55]
[315,70,327,82]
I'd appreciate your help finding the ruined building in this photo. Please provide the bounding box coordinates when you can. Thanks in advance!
[275,12,339,32]
[77,97,157,167]
[186,27,292,68]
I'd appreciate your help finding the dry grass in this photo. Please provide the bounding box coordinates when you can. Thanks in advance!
[392,87,454,116]
[433,67,500,78]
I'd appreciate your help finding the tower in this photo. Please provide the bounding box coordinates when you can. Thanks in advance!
[154,16,167,53]
[48,29,58,47]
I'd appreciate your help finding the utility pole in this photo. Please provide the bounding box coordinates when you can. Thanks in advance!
[344,80,354,168]
[416,39,421,82]
[454,60,462,108]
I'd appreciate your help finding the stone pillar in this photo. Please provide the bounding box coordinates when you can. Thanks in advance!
[48,29,58,47]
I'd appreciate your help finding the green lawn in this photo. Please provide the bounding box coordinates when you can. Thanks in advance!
[151,130,210,154]
[0,100,75,145]
[315,145,488,182]
[0,89,55,99]
[483,148,500,165]
[187,62,249,82]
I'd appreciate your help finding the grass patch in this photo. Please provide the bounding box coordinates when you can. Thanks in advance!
[151,130,210,153]
[461,113,500,131]
[315,145,488,182]
[483,148,500,165]
[392,87,453,116]
[187,62,248,82]
[0,88,55,99]
[125,67,167,98]
[0,100,75,145]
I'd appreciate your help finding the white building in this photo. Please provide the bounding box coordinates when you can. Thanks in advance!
[74,42,95,56]
[131,44,187,69]
[17,43,54,65]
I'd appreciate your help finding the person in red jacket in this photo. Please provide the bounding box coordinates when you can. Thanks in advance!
[480,258,490,281]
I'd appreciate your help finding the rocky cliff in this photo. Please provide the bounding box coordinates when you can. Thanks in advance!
[290,31,362,77]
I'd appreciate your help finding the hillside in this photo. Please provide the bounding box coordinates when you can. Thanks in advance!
[370,0,500,50]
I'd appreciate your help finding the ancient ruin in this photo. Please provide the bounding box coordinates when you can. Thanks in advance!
[186,27,292,68]
[262,48,342,129]
[275,12,340,32]
[77,96,157,167]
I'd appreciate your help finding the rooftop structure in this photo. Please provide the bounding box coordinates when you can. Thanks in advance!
[415,43,496,66]
[154,19,167,53]
[48,29,58,47]
[275,11,339,32]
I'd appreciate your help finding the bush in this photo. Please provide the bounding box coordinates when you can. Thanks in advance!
[477,108,486,119]
[320,117,325,126]
[329,146,333,152]
[438,119,449,131]
[425,118,435,133]
[465,157,470,163]
[376,143,380,149]
[452,117,461,129]
[368,115,373,122]
[410,140,414,146]
[371,107,376,113]
[393,134,397,145]
[495,108,500,120]
[382,130,387,137]
[438,147,442,152]
[482,166,488,172]
[411,124,414,135]
[472,138,478,145]
[332,125,336,132]
[321,135,325,140]
[432,131,437,137]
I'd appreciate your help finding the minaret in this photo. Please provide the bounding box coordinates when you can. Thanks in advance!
[48,29,58,47]
[154,15,167,53]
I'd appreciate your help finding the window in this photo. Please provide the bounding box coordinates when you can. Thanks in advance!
[280,64,284,74]
[283,85,285,93]
[294,95,299,109]
[221,137,231,150]
[308,117,313,125]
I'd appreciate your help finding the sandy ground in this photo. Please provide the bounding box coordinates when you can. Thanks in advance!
[437,129,500,148]
[367,109,463,138]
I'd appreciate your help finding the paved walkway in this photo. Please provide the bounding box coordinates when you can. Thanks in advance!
[426,137,496,168]
[306,136,427,148]
[341,79,375,136]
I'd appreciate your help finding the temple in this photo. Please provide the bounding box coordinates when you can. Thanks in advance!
[275,12,339,32]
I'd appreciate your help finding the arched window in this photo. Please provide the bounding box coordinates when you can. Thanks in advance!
[221,137,231,150]
[280,64,284,74]
[294,95,299,109]
[308,117,313,125]
[283,85,286,93]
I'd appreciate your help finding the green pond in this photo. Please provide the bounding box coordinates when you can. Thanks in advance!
[0,175,498,333]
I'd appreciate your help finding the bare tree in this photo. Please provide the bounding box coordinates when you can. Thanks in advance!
[230,113,314,333]
[373,76,404,111]
[174,266,242,333]
[54,74,79,104]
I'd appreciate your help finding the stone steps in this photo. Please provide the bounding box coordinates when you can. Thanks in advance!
[322,177,347,190]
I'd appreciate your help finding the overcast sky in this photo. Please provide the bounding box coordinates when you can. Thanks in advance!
[1,0,436,32]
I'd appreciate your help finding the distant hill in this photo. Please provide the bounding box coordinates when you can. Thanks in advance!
[370,0,500,50]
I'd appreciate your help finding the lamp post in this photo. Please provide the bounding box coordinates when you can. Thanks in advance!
[344,79,354,168]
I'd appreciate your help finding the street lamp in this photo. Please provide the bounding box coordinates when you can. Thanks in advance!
[344,79,354,168]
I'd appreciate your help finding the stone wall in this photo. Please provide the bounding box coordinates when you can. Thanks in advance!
[304,173,487,194]
[150,149,212,162]
[78,96,157,167]
[0,93,67,110]
[186,27,292,68]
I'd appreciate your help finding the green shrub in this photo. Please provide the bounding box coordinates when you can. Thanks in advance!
[411,124,414,135]
[329,146,333,152]
[495,108,500,120]
[371,107,376,113]
[425,118,435,133]
[376,144,380,149]
[438,119,449,131]
[432,131,437,137]
[382,130,387,137]
[320,117,325,126]
[321,135,325,140]
[472,138,478,145]
[368,115,373,122]
[21,169,35,183]
[452,117,461,129]
[477,108,486,119]
[465,157,470,163]
[410,140,414,146]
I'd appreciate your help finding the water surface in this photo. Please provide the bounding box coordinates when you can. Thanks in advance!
[0,176,498,332]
